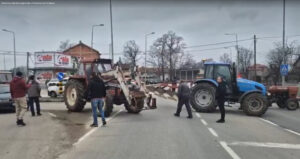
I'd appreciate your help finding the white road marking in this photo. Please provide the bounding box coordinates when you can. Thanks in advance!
[284,128,300,136]
[208,127,219,137]
[195,113,201,118]
[201,119,208,126]
[260,118,278,126]
[48,112,57,118]
[228,141,300,150]
[219,141,241,159]
[73,109,123,146]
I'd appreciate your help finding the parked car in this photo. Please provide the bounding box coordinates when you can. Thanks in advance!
[0,84,15,112]
[47,78,68,98]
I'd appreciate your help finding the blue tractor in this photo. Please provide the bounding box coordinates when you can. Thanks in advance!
[190,62,268,116]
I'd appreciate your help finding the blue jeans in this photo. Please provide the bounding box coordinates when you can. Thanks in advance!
[91,98,105,125]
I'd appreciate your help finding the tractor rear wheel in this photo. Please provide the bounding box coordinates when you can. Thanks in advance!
[286,99,299,111]
[276,100,286,108]
[64,80,86,112]
[242,93,268,116]
[190,83,216,112]
[125,98,144,114]
[103,95,114,117]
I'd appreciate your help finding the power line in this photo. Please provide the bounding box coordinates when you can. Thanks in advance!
[185,38,252,48]
[186,45,236,52]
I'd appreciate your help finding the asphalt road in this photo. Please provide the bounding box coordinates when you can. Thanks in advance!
[0,97,299,159]
[59,97,300,159]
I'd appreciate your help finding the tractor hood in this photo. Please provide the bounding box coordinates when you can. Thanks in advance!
[237,78,266,95]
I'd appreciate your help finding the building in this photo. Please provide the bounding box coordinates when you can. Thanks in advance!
[248,64,269,83]
[287,56,300,83]
[63,41,101,60]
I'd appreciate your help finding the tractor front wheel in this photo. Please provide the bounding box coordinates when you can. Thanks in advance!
[125,98,144,114]
[286,99,299,111]
[190,83,216,112]
[64,80,86,112]
[103,95,114,117]
[242,93,268,116]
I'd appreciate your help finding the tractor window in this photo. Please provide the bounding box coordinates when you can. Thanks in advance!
[96,64,104,72]
[204,65,214,79]
[78,64,84,75]
[214,65,231,83]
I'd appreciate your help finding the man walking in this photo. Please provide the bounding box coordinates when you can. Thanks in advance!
[10,71,31,126]
[216,76,227,123]
[87,73,107,127]
[174,80,193,119]
[27,75,42,116]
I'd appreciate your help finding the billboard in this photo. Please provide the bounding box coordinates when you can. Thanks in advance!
[35,52,72,68]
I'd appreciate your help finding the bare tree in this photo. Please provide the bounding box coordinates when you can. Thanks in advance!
[179,53,196,69]
[267,42,295,84]
[165,31,186,81]
[58,40,75,51]
[238,47,253,77]
[123,40,140,74]
[219,53,232,64]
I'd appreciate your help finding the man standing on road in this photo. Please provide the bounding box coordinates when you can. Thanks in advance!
[27,75,42,116]
[87,73,107,127]
[10,71,32,126]
[216,76,227,123]
[174,80,193,119]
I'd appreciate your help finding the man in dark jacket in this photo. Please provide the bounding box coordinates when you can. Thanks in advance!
[216,76,227,123]
[10,71,31,126]
[174,80,193,119]
[87,73,107,127]
[27,75,41,116]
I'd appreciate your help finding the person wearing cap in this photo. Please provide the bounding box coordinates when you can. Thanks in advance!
[10,71,32,126]
[27,75,42,116]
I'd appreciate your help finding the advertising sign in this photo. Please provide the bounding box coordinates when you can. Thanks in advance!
[55,54,72,68]
[34,52,72,68]
[36,70,53,80]
[35,52,54,68]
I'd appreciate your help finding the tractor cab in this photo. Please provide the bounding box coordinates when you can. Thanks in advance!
[78,58,113,77]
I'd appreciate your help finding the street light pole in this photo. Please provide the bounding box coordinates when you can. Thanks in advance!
[2,29,16,73]
[144,32,155,81]
[91,24,104,48]
[282,0,286,86]
[109,0,114,63]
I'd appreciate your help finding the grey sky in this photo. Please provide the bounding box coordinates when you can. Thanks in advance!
[0,0,300,69]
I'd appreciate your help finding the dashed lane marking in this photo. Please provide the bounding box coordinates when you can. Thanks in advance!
[284,128,300,136]
[228,141,300,150]
[201,119,208,126]
[219,141,241,159]
[208,127,219,137]
[73,109,123,146]
[48,112,57,118]
[195,113,201,118]
[260,118,278,126]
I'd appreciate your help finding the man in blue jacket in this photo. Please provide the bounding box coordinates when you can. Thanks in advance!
[87,73,107,127]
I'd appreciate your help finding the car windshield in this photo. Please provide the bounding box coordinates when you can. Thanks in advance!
[0,85,10,93]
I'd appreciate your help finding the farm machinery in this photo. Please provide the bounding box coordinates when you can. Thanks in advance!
[190,62,269,116]
[268,85,300,110]
[64,58,155,117]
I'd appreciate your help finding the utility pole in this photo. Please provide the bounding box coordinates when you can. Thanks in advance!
[144,32,155,81]
[282,0,286,86]
[26,52,29,77]
[254,35,257,81]
[109,0,114,64]
[91,24,104,49]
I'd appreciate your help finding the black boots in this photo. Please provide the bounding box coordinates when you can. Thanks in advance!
[102,120,107,126]
[174,113,180,117]
[17,119,26,126]
[216,119,225,123]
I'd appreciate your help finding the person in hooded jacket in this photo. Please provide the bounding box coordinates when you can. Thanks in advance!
[216,76,227,123]
[10,71,32,126]
[174,80,193,119]
[27,75,41,116]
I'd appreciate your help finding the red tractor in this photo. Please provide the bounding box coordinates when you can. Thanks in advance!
[268,85,300,110]
[64,58,151,117]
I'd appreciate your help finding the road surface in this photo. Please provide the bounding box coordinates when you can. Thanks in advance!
[0,97,299,159]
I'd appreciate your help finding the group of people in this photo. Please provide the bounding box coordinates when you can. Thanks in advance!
[174,76,227,123]
[10,71,41,127]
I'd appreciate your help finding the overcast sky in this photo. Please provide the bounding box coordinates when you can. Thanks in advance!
[0,0,300,69]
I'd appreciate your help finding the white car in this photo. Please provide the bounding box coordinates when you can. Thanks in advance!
[47,78,68,98]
